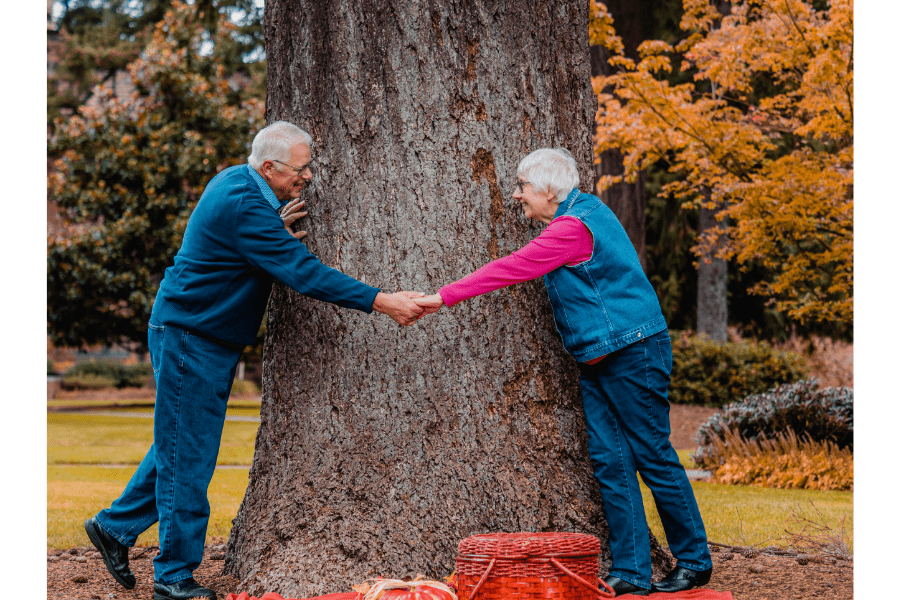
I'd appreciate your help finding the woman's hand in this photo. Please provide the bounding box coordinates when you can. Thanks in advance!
[281,198,308,240]
[413,294,445,317]
[372,291,426,326]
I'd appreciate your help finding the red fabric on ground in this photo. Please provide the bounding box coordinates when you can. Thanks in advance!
[645,590,734,600]
[225,593,359,600]
[226,589,733,600]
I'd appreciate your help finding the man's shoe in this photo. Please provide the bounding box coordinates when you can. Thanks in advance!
[153,577,217,600]
[650,566,713,593]
[601,575,650,596]
[84,517,136,589]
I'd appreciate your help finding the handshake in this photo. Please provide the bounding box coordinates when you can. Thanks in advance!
[372,291,446,326]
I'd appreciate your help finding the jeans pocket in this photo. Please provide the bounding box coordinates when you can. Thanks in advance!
[656,336,673,377]
[148,323,166,376]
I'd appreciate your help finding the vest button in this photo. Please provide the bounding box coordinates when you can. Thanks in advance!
[637,332,642,338]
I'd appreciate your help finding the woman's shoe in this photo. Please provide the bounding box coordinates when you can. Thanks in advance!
[602,575,650,596]
[650,566,713,593]
[153,577,216,600]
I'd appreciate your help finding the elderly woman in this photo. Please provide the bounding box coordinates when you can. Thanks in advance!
[415,148,713,595]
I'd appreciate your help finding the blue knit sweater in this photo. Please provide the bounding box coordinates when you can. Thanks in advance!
[150,164,380,346]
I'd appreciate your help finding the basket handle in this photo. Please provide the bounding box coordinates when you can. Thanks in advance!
[549,558,616,598]
[466,558,496,600]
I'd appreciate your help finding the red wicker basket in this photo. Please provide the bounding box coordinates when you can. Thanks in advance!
[455,532,614,600]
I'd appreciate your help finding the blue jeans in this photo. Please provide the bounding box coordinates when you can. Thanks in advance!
[578,330,712,589]
[95,323,242,584]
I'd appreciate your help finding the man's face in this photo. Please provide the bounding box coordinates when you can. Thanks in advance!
[263,143,313,201]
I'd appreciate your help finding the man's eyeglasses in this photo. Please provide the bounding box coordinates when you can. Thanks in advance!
[272,159,315,176]
[514,180,531,194]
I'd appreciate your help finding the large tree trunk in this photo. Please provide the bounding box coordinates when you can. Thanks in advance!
[225,1,670,596]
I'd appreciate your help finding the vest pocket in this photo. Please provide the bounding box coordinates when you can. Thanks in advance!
[546,278,574,340]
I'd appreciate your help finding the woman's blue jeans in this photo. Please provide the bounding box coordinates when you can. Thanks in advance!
[94,323,242,584]
[578,330,712,589]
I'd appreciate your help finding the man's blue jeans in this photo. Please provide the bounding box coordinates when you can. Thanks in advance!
[578,330,712,589]
[94,323,242,584]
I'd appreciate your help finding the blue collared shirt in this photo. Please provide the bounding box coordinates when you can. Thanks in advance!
[246,163,283,212]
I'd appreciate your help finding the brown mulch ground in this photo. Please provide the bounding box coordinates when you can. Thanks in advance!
[46,542,853,600]
[667,403,721,451]
[47,403,853,599]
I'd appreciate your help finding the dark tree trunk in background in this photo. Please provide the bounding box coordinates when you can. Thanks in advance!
[695,0,732,341]
[225,1,670,596]
[590,0,656,271]
[697,204,728,341]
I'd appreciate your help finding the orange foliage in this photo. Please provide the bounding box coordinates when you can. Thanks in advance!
[589,0,852,325]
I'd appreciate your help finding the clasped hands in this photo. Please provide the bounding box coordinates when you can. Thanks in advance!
[372,292,444,326]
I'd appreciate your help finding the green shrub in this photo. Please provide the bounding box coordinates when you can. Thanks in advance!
[669,332,807,407]
[62,373,118,390]
[119,363,153,388]
[230,378,260,396]
[692,379,853,468]
[62,360,153,389]
[48,358,57,375]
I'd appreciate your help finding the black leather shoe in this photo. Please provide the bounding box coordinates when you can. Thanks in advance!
[153,577,217,600]
[84,517,136,589]
[650,566,713,593]
[601,575,650,596]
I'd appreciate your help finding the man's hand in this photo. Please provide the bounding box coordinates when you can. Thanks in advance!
[413,294,444,317]
[372,291,425,326]
[281,198,308,240]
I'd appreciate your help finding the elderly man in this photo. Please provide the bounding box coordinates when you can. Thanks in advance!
[83,121,424,600]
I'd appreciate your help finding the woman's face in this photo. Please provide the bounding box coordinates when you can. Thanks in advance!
[513,178,557,224]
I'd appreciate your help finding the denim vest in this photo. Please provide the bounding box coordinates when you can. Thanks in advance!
[543,189,667,362]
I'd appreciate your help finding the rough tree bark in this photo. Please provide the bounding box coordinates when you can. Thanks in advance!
[225,1,672,596]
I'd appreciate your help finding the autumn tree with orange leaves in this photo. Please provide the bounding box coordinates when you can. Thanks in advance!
[590,0,852,326]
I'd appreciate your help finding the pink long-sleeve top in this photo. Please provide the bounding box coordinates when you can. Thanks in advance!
[439,216,607,364]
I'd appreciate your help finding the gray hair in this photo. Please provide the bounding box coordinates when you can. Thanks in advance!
[516,147,580,203]
[247,121,313,170]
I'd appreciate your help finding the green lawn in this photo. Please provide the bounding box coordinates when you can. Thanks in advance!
[48,407,259,548]
[641,481,853,551]
[47,396,262,411]
[48,411,259,466]
[48,407,852,554]
[48,465,248,549]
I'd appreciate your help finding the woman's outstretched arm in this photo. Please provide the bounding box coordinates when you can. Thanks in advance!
[414,216,592,314]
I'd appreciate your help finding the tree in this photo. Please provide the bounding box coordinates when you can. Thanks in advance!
[590,0,853,327]
[48,0,266,123]
[587,0,685,272]
[47,1,264,350]
[224,1,671,596]
[588,0,655,271]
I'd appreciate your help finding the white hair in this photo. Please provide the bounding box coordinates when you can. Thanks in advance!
[516,147,580,203]
[247,121,313,170]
